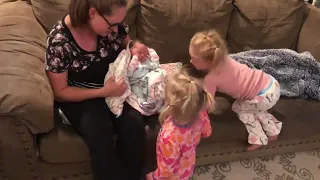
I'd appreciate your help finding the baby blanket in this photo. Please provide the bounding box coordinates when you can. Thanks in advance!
[104,44,132,117]
[105,43,165,117]
[126,48,165,116]
[230,49,320,100]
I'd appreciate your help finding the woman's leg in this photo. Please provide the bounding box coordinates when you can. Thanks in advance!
[144,113,160,174]
[57,99,117,180]
[115,103,147,180]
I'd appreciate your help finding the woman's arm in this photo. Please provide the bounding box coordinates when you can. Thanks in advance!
[47,71,104,102]
[45,33,127,102]
[45,36,106,102]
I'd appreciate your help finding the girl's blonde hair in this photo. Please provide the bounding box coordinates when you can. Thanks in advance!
[189,29,228,69]
[159,67,215,124]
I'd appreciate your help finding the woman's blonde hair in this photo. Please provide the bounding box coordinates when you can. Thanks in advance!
[159,67,215,125]
[190,29,228,69]
[68,0,127,27]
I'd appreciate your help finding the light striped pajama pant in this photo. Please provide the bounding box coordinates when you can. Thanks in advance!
[232,76,282,145]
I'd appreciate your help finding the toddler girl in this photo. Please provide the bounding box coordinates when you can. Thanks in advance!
[146,67,214,180]
[189,29,282,151]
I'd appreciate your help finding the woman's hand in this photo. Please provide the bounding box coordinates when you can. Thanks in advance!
[99,76,127,97]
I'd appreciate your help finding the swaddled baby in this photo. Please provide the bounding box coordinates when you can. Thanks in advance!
[104,40,165,117]
[126,40,165,115]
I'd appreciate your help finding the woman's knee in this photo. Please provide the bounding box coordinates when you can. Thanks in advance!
[116,105,147,147]
[83,118,113,138]
[117,104,146,134]
[75,105,115,140]
[117,117,145,142]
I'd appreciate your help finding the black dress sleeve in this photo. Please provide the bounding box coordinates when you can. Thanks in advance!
[45,34,72,73]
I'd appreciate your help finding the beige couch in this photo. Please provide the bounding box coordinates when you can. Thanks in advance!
[1,0,320,179]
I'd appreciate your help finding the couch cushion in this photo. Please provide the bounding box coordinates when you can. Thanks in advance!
[137,0,233,64]
[207,98,320,143]
[39,124,90,163]
[30,0,69,32]
[39,122,159,164]
[0,1,54,134]
[227,0,305,53]
[31,0,139,37]
[297,5,320,61]
[40,97,320,164]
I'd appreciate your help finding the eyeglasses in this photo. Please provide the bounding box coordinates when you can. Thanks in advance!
[96,9,123,30]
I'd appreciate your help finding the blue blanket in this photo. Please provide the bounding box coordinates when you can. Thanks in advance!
[230,49,320,100]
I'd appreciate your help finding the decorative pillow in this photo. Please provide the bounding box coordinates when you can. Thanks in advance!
[160,62,183,77]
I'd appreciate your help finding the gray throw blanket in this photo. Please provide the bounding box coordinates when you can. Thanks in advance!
[229,49,320,100]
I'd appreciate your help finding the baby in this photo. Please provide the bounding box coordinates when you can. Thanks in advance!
[129,40,149,63]
[126,40,165,115]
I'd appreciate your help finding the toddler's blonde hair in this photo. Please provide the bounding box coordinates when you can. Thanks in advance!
[159,67,215,125]
[190,29,228,69]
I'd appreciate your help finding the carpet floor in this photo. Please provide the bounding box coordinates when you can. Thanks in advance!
[193,149,320,180]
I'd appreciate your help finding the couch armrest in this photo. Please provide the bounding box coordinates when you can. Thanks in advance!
[0,116,40,180]
[0,1,54,133]
[297,4,320,61]
[0,67,54,134]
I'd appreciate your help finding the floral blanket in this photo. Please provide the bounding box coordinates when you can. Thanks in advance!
[104,47,182,117]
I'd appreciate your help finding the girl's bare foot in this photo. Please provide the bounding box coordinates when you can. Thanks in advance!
[268,135,278,142]
[247,144,262,151]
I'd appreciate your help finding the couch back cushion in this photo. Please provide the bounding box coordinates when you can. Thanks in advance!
[297,5,320,61]
[31,0,69,33]
[0,1,53,133]
[30,0,139,37]
[137,0,233,64]
[227,0,305,52]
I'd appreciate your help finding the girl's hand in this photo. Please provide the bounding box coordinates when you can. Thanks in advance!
[99,76,127,97]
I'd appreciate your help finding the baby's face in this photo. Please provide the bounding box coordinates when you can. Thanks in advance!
[131,42,148,62]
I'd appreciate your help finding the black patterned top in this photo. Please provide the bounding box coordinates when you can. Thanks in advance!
[45,17,128,88]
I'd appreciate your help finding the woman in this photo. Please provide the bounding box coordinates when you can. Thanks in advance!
[45,0,154,179]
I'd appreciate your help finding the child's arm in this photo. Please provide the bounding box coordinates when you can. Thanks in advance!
[147,136,181,180]
[204,76,217,97]
[205,84,216,97]
[201,111,212,138]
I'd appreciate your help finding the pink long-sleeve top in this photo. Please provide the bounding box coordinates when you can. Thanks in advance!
[204,56,270,100]
[151,111,212,180]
